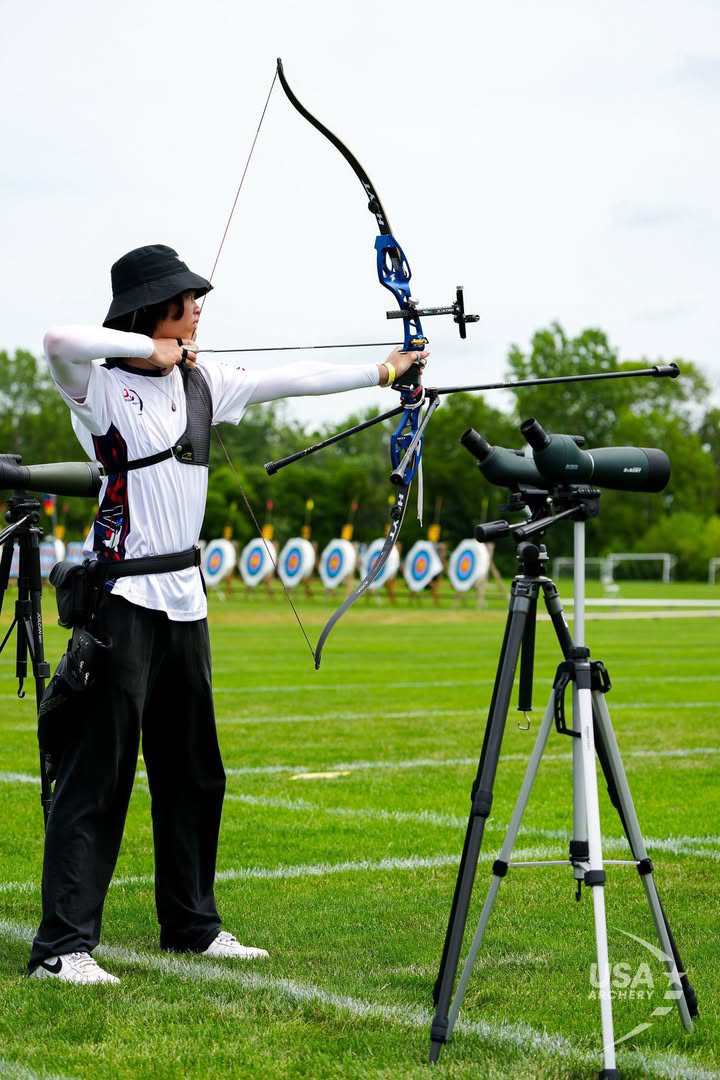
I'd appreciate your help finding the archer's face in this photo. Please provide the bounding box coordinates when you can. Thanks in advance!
[154,291,200,340]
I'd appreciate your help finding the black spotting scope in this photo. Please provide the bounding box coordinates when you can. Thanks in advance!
[0,455,104,497]
[520,419,671,492]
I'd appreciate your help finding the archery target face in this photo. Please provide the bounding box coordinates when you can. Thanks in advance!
[361,539,400,590]
[448,539,490,591]
[66,541,86,565]
[278,538,315,587]
[319,539,357,588]
[239,538,277,585]
[202,539,237,585]
[403,540,443,592]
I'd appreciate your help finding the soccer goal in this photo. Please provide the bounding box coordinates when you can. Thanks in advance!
[605,552,677,584]
[551,557,608,580]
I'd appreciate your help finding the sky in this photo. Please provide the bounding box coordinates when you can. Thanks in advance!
[1,0,718,430]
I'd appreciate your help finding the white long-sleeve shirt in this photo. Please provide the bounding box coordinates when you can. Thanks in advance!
[44,325,381,620]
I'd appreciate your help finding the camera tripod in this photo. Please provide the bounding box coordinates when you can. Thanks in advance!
[0,481,53,824]
[428,486,697,1078]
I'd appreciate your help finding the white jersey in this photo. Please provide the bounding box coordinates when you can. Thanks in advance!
[46,326,381,621]
[57,359,256,621]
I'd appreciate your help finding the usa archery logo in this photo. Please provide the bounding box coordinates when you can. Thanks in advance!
[588,929,685,1047]
[121,386,143,413]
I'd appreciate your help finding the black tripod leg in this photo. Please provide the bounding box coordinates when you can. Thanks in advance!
[0,540,14,617]
[15,534,53,825]
[517,594,537,713]
[429,585,535,1062]
[592,692,697,1026]
[431,611,514,1009]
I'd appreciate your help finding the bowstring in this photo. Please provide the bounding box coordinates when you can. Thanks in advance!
[195,65,317,663]
[201,67,278,300]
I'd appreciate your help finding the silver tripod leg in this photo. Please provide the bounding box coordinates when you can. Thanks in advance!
[572,525,588,892]
[592,690,693,1031]
[576,676,617,1073]
[446,693,557,1036]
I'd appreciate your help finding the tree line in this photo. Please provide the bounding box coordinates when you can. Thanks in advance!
[1,322,718,578]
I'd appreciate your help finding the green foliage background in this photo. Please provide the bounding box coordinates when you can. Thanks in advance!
[1,323,718,577]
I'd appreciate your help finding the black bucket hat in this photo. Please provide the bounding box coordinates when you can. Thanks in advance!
[103,244,212,327]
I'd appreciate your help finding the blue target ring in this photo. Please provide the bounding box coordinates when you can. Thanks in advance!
[409,552,430,581]
[325,547,344,579]
[245,542,267,579]
[456,551,476,582]
[283,546,302,577]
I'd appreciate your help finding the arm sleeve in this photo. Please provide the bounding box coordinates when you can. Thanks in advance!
[44,325,154,401]
[199,357,382,426]
[246,359,380,405]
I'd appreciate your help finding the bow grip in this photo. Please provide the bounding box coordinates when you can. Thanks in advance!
[393,363,425,393]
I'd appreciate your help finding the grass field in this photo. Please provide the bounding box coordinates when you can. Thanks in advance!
[0,582,718,1079]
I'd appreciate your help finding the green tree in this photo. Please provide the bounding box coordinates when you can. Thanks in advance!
[503,324,718,561]
[636,513,720,579]
[0,349,97,536]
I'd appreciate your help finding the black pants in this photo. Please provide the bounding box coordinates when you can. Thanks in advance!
[29,594,225,971]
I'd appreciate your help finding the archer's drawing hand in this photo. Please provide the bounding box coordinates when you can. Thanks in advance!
[148,338,199,372]
[381,346,430,385]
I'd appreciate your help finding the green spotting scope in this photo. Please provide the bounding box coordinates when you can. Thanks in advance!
[459,430,544,488]
[0,454,104,497]
[520,419,671,492]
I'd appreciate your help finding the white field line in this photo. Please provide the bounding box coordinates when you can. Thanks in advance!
[225,793,720,853]
[207,673,720,694]
[214,701,719,725]
[3,827,719,897]
[5,699,719,733]
[2,744,718,790]
[0,850,565,896]
[218,745,720,776]
[563,599,720,607]
[0,854,450,896]
[3,674,720,705]
[4,672,719,704]
[0,920,714,1080]
[562,610,720,620]
[0,1060,74,1080]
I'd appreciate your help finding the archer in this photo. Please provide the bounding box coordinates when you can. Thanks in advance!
[28,242,427,983]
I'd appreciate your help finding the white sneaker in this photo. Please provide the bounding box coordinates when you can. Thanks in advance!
[201,931,268,959]
[29,951,119,984]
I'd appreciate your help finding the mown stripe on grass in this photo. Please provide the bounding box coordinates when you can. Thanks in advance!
[0,919,714,1080]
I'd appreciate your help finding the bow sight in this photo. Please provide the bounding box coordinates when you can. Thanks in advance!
[385,285,480,340]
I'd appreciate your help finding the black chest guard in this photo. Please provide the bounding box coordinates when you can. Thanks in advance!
[173,366,213,465]
[122,365,214,472]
